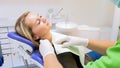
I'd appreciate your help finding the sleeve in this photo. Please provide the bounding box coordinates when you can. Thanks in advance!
[85,41,120,68]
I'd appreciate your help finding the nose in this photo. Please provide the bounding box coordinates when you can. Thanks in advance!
[41,17,47,24]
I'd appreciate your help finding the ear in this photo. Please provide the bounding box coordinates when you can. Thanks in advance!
[33,35,39,40]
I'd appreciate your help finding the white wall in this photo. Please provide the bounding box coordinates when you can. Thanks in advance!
[0,0,115,27]
[59,0,115,27]
[0,0,61,18]
[0,0,61,26]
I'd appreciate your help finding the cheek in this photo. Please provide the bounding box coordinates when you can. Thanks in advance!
[38,28,46,36]
[33,26,49,37]
[32,22,51,37]
[32,27,42,37]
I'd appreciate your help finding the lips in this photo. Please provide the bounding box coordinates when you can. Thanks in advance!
[46,22,49,26]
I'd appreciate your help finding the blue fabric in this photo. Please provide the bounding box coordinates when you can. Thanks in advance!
[0,41,3,66]
[0,54,3,66]
[7,32,36,51]
[87,51,102,61]
[31,51,44,65]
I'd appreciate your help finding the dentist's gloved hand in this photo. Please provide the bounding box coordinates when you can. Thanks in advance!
[56,36,89,47]
[39,39,55,58]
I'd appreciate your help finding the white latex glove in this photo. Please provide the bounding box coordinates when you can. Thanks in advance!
[39,39,55,58]
[56,36,89,47]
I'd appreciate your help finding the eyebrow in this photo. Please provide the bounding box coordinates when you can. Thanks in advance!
[34,14,40,24]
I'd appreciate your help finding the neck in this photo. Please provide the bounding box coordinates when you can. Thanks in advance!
[41,31,52,42]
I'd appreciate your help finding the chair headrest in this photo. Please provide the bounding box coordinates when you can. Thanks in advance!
[7,32,36,51]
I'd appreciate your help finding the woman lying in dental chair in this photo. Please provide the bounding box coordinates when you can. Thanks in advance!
[15,11,84,68]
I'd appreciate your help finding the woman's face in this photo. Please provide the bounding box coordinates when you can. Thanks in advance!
[25,12,52,40]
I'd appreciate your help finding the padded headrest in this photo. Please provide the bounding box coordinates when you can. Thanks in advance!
[7,32,36,51]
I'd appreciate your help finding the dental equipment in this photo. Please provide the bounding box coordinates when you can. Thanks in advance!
[55,8,63,16]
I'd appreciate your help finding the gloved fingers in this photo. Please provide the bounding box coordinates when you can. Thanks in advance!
[40,39,49,44]
[39,39,55,58]
[61,42,73,48]
[61,45,68,48]
[40,39,45,44]
[40,39,50,45]
[55,36,69,44]
[61,44,70,48]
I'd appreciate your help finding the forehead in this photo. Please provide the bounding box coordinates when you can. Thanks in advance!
[27,12,38,19]
[25,12,38,27]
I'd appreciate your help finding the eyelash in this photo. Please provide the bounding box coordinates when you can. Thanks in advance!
[37,16,42,25]
[38,20,41,24]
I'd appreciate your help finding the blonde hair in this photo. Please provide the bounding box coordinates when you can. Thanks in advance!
[15,11,39,47]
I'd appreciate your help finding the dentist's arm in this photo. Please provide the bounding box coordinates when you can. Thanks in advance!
[56,36,115,55]
[39,39,63,68]
[88,40,115,55]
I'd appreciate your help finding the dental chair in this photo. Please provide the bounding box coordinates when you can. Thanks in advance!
[7,32,44,68]
[0,42,4,66]
[0,54,3,66]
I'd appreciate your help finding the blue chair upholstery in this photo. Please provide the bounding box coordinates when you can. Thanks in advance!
[0,42,3,66]
[7,32,44,68]
[0,53,3,66]
[31,51,44,65]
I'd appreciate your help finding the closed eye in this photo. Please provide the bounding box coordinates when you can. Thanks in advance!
[36,19,41,25]
[36,15,42,25]
[38,16,43,25]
